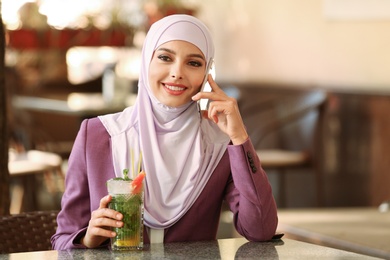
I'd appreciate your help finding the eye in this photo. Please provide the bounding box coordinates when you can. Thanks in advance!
[157,54,172,62]
[188,60,203,67]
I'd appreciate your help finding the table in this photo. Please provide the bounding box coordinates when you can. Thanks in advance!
[12,93,136,158]
[12,93,134,118]
[277,207,390,259]
[9,150,64,213]
[0,237,380,259]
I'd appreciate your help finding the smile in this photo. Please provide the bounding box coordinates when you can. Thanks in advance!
[164,84,186,92]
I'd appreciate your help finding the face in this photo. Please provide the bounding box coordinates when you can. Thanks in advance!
[148,40,207,107]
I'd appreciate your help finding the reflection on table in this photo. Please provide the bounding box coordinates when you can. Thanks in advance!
[277,207,390,259]
[0,238,379,260]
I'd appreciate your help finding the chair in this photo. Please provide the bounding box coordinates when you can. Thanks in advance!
[241,88,328,207]
[0,210,59,253]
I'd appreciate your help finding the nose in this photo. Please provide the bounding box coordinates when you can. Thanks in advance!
[170,63,183,79]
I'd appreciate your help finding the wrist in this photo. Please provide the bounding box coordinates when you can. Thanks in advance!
[231,134,249,145]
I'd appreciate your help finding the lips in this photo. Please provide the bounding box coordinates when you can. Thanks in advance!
[162,83,187,96]
[164,84,186,91]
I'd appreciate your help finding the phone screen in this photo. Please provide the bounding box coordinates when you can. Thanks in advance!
[198,58,215,112]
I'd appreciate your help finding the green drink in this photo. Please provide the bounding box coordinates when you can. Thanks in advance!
[107,173,145,251]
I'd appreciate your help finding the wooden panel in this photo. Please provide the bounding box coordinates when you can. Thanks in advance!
[234,84,390,207]
[368,97,390,205]
[321,92,390,207]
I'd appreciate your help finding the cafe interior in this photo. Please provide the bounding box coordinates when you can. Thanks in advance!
[1,0,390,259]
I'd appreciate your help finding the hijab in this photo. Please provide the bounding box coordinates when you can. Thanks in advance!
[99,14,230,229]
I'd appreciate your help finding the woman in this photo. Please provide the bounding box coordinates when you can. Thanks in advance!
[51,14,278,250]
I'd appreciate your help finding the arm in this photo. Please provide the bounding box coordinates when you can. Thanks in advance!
[192,77,277,240]
[226,138,278,241]
[51,119,123,250]
[51,119,93,250]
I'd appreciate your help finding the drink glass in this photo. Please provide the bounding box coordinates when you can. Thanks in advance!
[107,179,144,251]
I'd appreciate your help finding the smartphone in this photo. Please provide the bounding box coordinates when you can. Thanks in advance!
[197,58,215,113]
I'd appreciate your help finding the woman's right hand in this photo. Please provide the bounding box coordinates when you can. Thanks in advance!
[80,195,123,248]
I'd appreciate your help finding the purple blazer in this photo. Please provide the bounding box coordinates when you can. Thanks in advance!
[51,118,278,250]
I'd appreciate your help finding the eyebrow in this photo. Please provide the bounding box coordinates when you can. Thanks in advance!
[157,47,205,60]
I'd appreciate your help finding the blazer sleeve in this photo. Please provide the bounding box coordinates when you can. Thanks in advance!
[51,118,112,250]
[51,119,91,249]
[225,137,278,241]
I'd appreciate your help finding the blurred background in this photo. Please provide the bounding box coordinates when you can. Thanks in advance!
[3,0,390,216]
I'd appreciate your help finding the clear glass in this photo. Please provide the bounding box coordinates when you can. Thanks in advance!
[107,179,144,251]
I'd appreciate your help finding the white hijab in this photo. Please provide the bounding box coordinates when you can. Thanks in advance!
[99,14,230,229]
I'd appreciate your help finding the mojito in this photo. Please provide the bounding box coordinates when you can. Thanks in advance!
[107,172,145,251]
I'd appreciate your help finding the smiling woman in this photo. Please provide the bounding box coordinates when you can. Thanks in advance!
[52,14,278,250]
[148,41,206,107]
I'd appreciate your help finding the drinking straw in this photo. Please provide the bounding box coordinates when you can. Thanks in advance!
[137,151,143,176]
[131,148,134,179]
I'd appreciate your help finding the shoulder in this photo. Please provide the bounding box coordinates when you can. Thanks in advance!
[73,118,110,151]
[81,117,104,128]
[80,117,109,137]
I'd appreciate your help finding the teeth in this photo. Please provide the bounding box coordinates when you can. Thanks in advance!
[165,85,185,91]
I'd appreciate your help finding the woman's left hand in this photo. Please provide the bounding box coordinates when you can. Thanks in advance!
[192,75,249,145]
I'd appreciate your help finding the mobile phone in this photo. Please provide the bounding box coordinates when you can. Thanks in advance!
[197,58,215,113]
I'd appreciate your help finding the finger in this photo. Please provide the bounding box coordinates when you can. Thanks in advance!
[209,100,228,115]
[99,195,112,209]
[90,212,123,228]
[201,110,220,124]
[95,196,123,220]
[201,110,209,119]
[192,89,225,102]
[207,75,224,94]
[86,221,118,241]
[192,91,211,101]
[93,207,123,220]
[208,103,226,124]
[88,226,117,238]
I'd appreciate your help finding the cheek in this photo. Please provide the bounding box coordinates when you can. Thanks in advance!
[148,63,161,87]
[148,70,157,83]
[148,62,158,81]
[148,71,160,98]
[192,73,206,91]
[148,56,165,79]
